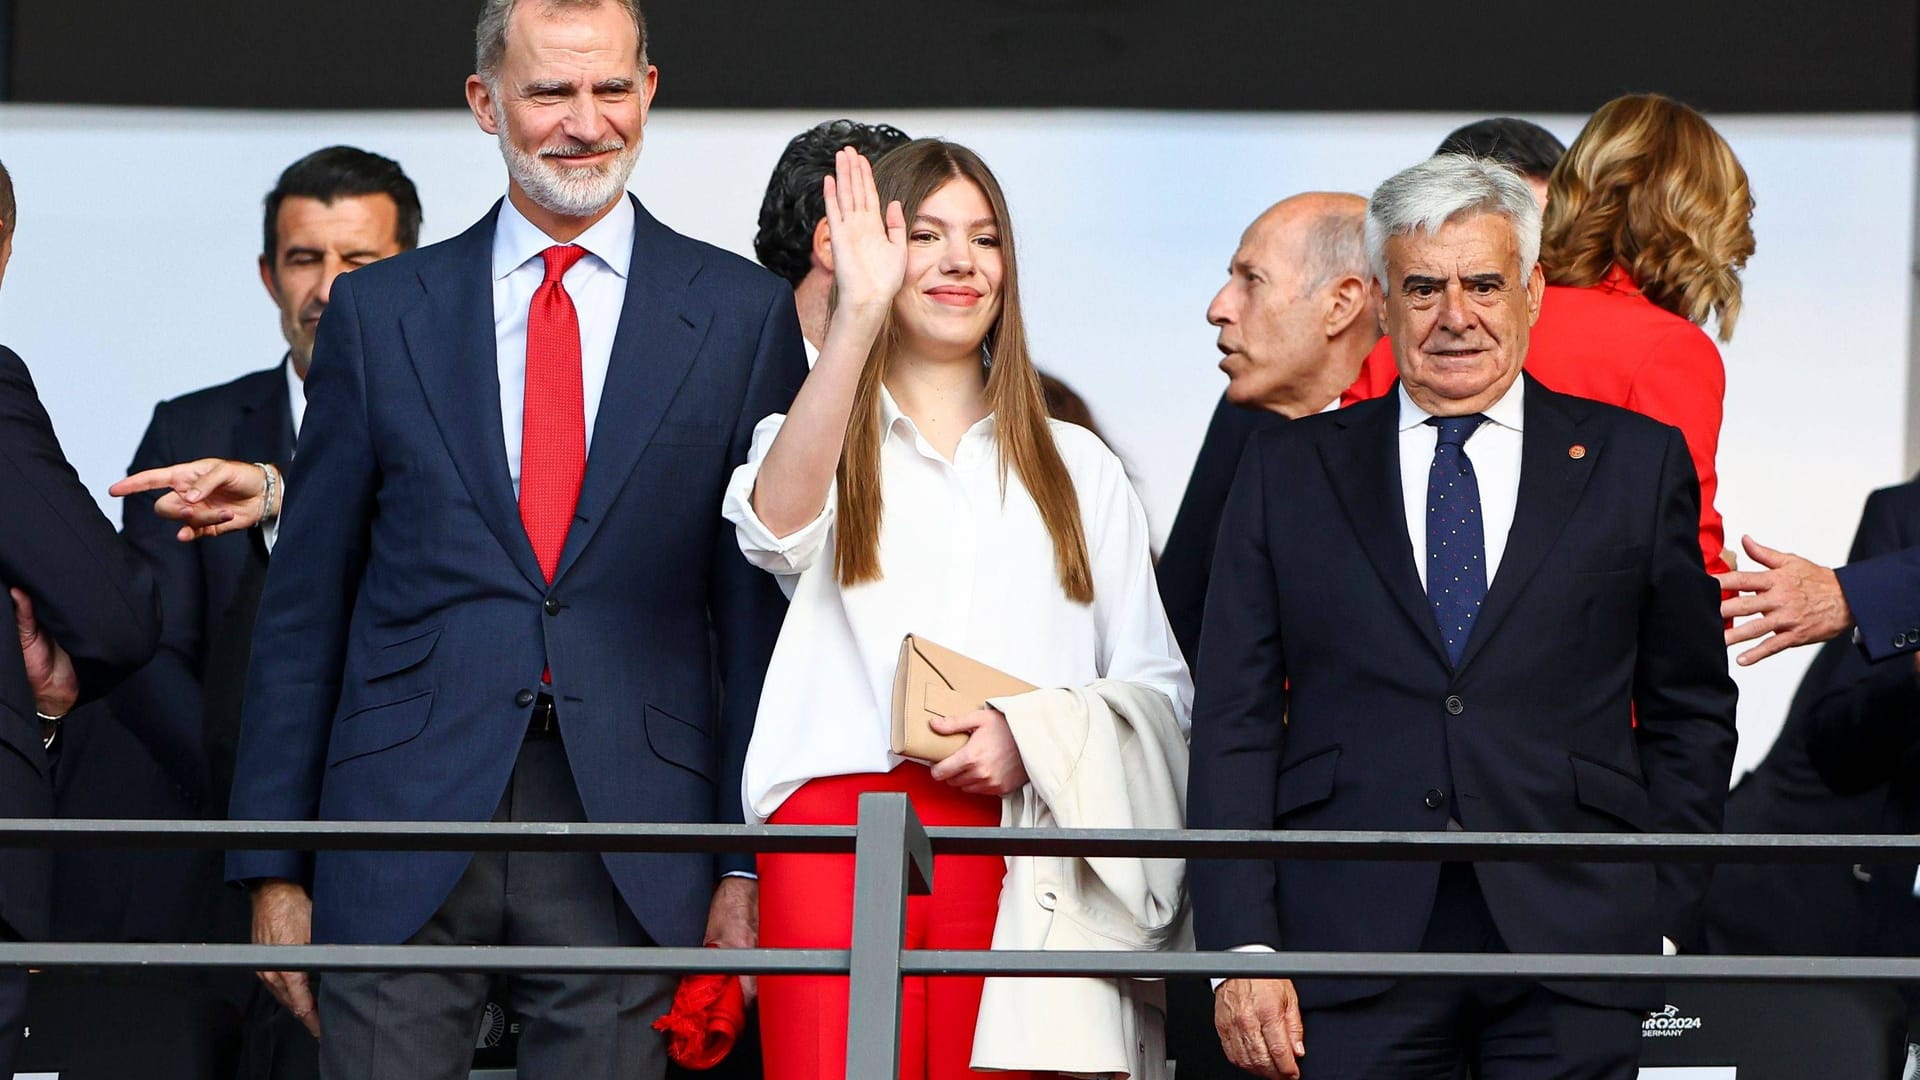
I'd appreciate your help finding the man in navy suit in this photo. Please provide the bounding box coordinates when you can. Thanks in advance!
[0,156,162,1076]
[1188,155,1737,1078]
[225,2,804,1077]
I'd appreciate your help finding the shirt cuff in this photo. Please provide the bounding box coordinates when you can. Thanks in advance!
[261,514,280,553]
[1211,943,1277,991]
[722,870,758,880]
[722,460,834,576]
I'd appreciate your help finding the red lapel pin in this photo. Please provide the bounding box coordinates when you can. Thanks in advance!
[1568,444,1587,460]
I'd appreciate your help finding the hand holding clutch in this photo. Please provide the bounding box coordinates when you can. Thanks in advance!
[890,634,1036,763]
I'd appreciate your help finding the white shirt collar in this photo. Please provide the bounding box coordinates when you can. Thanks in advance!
[1396,373,1526,434]
[491,193,635,282]
[284,352,307,439]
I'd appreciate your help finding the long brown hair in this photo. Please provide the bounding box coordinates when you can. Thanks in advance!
[833,139,1094,603]
[1540,93,1755,342]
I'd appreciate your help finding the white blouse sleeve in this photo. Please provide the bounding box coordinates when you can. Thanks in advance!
[1081,434,1195,732]
[722,411,837,580]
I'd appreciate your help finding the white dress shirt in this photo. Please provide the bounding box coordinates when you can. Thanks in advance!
[723,392,1192,823]
[284,354,307,440]
[1398,377,1524,591]
[492,194,635,496]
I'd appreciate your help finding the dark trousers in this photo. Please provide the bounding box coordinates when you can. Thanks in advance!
[1298,864,1643,1080]
[0,966,23,1078]
[317,731,676,1080]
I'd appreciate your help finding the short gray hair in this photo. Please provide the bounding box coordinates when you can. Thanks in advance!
[476,0,649,87]
[1365,155,1540,291]
[1298,206,1369,296]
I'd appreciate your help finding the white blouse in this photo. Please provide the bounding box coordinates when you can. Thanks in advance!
[723,389,1192,823]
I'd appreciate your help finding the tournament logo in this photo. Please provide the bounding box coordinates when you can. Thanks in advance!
[1641,1003,1705,1038]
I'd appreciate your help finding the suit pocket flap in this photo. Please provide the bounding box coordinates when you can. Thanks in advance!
[1570,753,1649,829]
[1274,746,1341,820]
[363,627,441,682]
[645,704,713,782]
[328,691,434,766]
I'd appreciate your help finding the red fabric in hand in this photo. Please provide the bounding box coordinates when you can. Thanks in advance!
[653,947,747,1070]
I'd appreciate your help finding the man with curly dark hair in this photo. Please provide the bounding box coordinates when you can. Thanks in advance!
[753,119,910,360]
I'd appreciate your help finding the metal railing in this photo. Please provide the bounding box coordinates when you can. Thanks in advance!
[6,795,1920,1078]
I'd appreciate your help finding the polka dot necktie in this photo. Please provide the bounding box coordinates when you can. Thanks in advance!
[1426,415,1489,668]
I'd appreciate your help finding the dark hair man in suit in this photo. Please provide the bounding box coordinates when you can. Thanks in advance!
[222,0,804,1076]
[0,155,162,1077]
[1434,117,1566,209]
[753,118,910,359]
[1188,154,1736,1079]
[108,145,421,818]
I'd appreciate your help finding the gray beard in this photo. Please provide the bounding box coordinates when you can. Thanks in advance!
[498,131,639,219]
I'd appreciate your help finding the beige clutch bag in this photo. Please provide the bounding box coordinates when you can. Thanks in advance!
[890,635,1037,763]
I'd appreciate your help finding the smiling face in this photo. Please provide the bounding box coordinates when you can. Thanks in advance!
[1380,210,1543,415]
[467,0,655,226]
[891,177,1005,360]
[260,194,404,377]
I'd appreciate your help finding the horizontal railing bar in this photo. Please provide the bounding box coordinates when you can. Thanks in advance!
[0,819,858,854]
[0,943,850,974]
[3,943,1915,982]
[3,820,1920,863]
[900,951,1920,981]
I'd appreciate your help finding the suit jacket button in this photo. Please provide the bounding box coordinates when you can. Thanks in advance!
[1897,633,1909,649]
[1424,789,1447,810]
[515,688,536,708]
[1444,695,1464,715]
[544,598,561,616]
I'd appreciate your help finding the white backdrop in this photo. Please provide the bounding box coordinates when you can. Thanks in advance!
[0,104,1912,776]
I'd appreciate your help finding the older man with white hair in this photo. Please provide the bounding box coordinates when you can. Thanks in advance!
[1186,154,1737,1079]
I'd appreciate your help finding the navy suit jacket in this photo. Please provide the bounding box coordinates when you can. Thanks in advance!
[1157,392,1288,667]
[226,197,806,948]
[1803,480,1920,983]
[1838,543,1920,661]
[1704,478,1918,957]
[0,346,160,941]
[1187,376,1737,1010]
[112,362,292,807]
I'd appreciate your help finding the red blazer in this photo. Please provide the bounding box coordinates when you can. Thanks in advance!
[1348,266,1729,575]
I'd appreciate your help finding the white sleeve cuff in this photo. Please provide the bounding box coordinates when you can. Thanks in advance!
[261,515,280,553]
[1211,943,1278,990]
[721,413,834,577]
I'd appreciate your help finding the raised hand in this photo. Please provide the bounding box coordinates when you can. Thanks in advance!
[822,146,906,318]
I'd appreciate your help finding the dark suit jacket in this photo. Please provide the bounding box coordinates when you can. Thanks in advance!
[0,345,160,942]
[1157,392,1288,666]
[1803,480,1920,978]
[1187,375,1737,1010]
[112,362,292,806]
[226,197,806,948]
[1703,478,1920,957]
[45,363,291,945]
[1838,544,1920,661]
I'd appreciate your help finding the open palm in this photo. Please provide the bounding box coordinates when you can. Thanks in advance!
[822,146,906,317]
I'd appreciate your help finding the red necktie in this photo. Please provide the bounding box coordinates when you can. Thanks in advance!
[520,244,590,584]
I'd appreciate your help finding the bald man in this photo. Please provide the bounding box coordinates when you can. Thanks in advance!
[1159,194,1380,665]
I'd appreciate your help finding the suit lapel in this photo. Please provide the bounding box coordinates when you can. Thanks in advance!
[552,197,711,584]
[1320,395,1450,666]
[400,203,547,591]
[1454,376,1597,673]
[233,359,295,464]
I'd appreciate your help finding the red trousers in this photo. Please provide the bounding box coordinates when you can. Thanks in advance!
[757,764,1035,1080]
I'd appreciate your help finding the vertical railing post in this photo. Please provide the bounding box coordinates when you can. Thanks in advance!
[844,792,932,1079]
